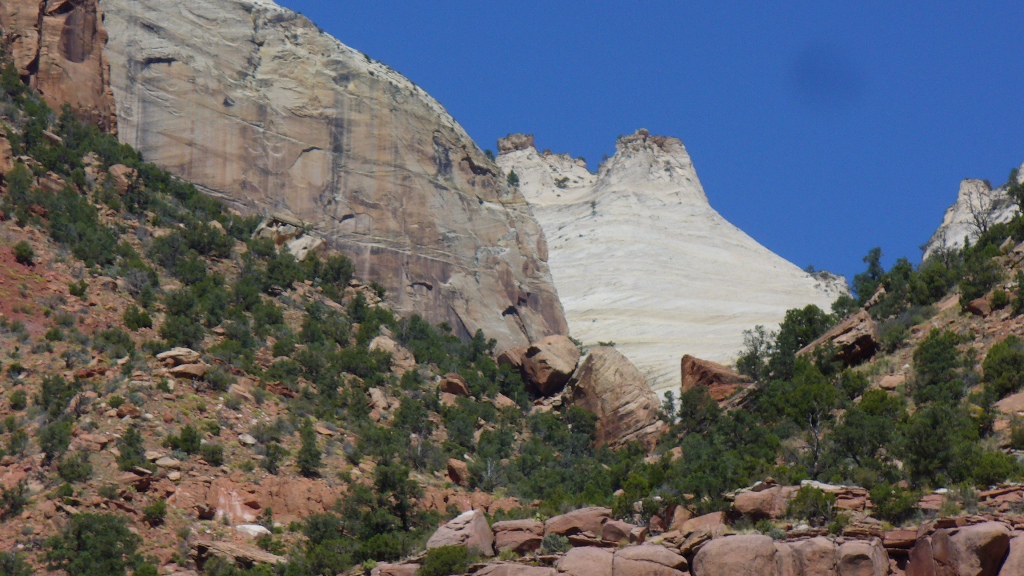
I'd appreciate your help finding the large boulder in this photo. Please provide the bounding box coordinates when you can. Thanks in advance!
[97,0,568,352]
[681,354,753,401]
[999,535,1024,576]
[837,539,889,576]
[556,547,613,576]
[492,519,544,554]
[371,564,419,576]
[567,347,663,447]
[477,565,556,576]
[797,310,879,366]
[692,534,778,576]
[545,507,611,537]
[789,536,836,575]
[612,544,688,576]
[732,485,796,519]
[426,510,494,557]
[907,522,1010,576]
[522,335,581,395]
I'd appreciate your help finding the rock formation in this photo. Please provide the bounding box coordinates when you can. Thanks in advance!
[45,0,567,352]
[681,354,753,402]
[497,130,846,392]
[924,167,1024,260]
[567,347,663,448]
[0,0,118,131]
[797,309,880,366]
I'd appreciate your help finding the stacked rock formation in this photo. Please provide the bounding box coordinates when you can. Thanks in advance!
[497,131,846,392]
[924,165,1024,260]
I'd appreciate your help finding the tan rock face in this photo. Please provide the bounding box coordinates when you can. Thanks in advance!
[97,0,566,352]
[426,509,494,557]
[907,522,1010,576]
[522,335,581,395]
[0,0,117,131]
[492,519,544,554]
[681,354,753,401]
[556,547,613,576]
[544,506,611,537]
[568,347,662,448]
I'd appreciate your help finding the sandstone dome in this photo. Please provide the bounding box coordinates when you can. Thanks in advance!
[498,130,847,392]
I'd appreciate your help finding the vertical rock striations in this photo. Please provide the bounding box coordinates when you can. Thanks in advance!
[923,167,1024,260]
[88,0,566,350]
[0,0,118,132]
[498,130,846,392]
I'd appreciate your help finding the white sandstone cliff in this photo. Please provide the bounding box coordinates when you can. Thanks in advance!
[923,164,1024,260]
[498,131,846,392]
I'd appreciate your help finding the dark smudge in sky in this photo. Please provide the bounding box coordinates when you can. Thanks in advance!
[789,41,864,109]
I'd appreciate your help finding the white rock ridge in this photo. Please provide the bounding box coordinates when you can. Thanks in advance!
[923,163,1024,261]
[497,130,847,392]
[96,0,567,351]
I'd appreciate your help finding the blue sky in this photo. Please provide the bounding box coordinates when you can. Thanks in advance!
[276,1,1024,281]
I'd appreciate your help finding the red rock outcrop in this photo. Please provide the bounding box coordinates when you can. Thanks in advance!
[0,0,117,132]
[906,522,1010,576]
[545,507,612,537]
[556,547,613,576]
[681,354,753,401]
[567,347,663,448]
[492,519,544,554]
[691,534,778,576]
[798,310,880,366]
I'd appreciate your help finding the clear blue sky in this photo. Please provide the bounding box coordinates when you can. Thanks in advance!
[276,1,1024,282]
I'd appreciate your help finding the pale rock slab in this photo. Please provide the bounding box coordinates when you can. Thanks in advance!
[498,130,844,392]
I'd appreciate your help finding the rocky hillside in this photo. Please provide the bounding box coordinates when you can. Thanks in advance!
[496,131,846,391]
[923,163,1024,260]
[2,0,568,353]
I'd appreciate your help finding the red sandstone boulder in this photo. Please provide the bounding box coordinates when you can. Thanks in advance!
[426,510,494,557]
[439,373,470,396]
[907,522,1009,576]
[477,565,555,576]
[999,535,1024,576]
[497,345,528,369]
[797,310,880,366]
[613,544,688,576]
[838,539,889,576]
[544,506,611,537]
[556,547,613,576]
[492,519,544,554]
[447,458,470,486]
[522,335,580,395]
[371,564,419,576]
[681,354,753,401]
[733,485,796,519]
[692,535,778,576]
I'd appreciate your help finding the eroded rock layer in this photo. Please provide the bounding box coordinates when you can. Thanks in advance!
[93,0,565,350]
[0,0,118,131]
[498,130,845,391]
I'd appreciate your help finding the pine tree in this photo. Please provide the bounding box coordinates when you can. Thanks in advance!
[296,420,322,478]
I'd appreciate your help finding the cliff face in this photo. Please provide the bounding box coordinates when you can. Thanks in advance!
[57,0,562,350]
[498,130,846,392]
[0,0,117,131]
[923,165,1024,260]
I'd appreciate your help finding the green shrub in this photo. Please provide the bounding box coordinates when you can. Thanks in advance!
[68,280,88,298]
[58,452,93,483]
[142,499,166,526]
[38,418,73,463]
[870,483,919,525]
[108,395,125,409]
[0,551,32,576]
[9,390,26,411]
[45,327,64,341]
[419,545,472,576]
[165,425,201,455]
[262,442,287,474]
[12,241,34,265]
[786,486,835,525]
[201,443,225,466]
[1,481,28,519]
[296,420,322,478]
[117,425,152,471]
[992,289,1010,310]
[982,336,1024,400]
[44,513,143,576]
[93,328,135,358]
[122,305,152,331]
[539,533,571,554]
[754,519,785,540]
